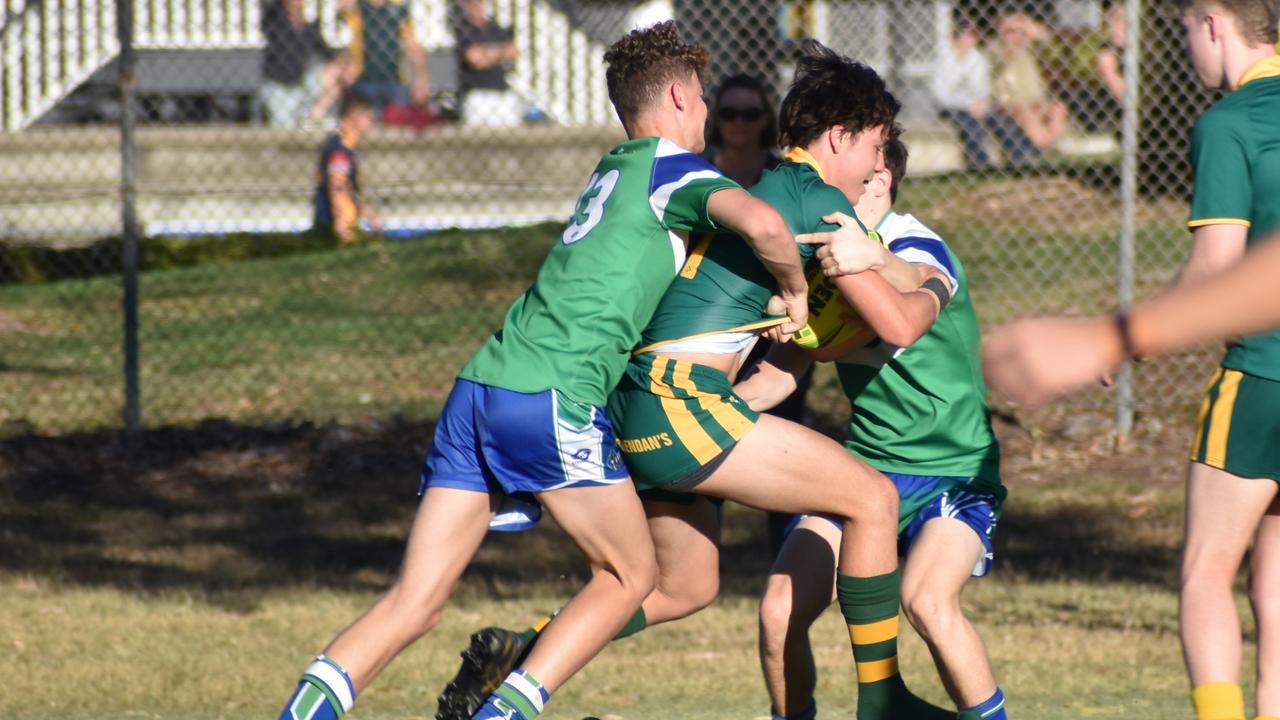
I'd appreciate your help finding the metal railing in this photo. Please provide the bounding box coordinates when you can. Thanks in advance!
[0,0,612,132]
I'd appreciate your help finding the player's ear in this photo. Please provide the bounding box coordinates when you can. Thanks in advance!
[827,125,845,155]
[670,78,688,112]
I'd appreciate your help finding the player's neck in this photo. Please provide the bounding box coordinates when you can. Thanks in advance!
[854,203,889,230]
[628,114,693,152]
[1226,45,1278,90]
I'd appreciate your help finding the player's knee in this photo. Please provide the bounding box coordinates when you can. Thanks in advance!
[902,585,961,644]
[1180,548,1239,590]
[843,473,898,526]
[609,550,659,603]
[759,579,796,645]
[381,581,447,637]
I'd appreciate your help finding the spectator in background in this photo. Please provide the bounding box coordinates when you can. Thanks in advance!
[455,0,522,127]
[341,0,430,117]
[993,12,1068,152]
[313,89,382,243]
[703,73,780,186]
[931,17,1036,168]
[259,0,340,127]
[1092,4,1128,116]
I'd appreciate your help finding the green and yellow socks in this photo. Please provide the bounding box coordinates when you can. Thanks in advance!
[1193,682,1245,720]
[278,655,356,720]
[837,569,953,720]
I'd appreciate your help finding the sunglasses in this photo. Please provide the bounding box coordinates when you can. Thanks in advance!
[718,107,765,123]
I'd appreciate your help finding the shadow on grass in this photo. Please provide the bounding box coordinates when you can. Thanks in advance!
[0,419,1178,610]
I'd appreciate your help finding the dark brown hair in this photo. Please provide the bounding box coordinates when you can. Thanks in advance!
[777,40,900,150]
[1181,0,1279,45]
[883,124,908,203]
[603,21,710,125]
[338,87,373,119]
[707,73,778,150]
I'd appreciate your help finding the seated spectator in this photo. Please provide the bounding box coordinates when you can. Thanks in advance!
[338,0,430,118]
[993,12,1068,151]
[455,0,522,127]
[930,17,1036,168]
[1089,3,1127,127]
[703,73,780,187]
[313,89,382,243]
[259,0,340,128]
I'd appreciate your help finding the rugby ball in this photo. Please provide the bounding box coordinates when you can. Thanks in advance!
[792,268,866,350]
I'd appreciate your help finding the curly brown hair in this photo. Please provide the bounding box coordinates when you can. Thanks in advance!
[603,20,710,125]
[777,40,900,150]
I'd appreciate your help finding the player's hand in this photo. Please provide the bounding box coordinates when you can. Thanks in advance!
[982,316,1126,407]
[797,212,887,277]
[765,293,807,344]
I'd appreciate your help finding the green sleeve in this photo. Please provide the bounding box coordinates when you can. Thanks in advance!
[1189,108,1253,230]
[660,175,742,233]
[798,182,864,265]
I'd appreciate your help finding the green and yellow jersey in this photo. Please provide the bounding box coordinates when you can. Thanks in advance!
[460,137,740,406]
[638,148,851,347]
[1189,55,1280,382]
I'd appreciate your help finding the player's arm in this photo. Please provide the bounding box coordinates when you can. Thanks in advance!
[1175,223,1248,287]
[797,210,922,291]
[1177,111,1249,286]
[325,154,359,242]
[984,232,1280,406]
[707,187,809,333]
[734,341,815,412]
[834,264,949,349]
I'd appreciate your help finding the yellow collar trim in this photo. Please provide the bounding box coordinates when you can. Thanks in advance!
[784,147,827,182]
[1237,54,1280,88]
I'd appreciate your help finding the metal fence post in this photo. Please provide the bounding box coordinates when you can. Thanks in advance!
[118,0,141,433]
[1115,0,1144,443]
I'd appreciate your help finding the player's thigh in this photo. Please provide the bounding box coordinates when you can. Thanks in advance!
[696,414,895,518]
[645,496,722,592]
[1183,461,1278,579]
[538,480,656,582]
[901,517,985,607]
[396,487,495,599]
[765,515,842,625]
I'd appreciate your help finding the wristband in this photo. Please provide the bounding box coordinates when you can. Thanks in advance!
[1115,311,1140,360]
[921,276,951,311]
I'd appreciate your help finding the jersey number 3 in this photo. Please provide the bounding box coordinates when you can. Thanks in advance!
[562,169,620,244]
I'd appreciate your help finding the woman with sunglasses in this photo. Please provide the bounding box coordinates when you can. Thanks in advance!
[704,73,781,188]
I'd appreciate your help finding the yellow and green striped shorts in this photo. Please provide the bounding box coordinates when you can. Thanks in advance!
[605,354,760,492]
[1190,367,1280,481]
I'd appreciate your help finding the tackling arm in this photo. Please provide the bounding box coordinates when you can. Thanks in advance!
[708,188,809,332]
[835,266,946,348]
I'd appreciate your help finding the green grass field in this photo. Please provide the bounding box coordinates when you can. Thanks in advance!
[0,417,1255,719]
[0,175,1242,718]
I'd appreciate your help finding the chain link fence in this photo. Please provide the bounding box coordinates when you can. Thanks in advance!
[0,0,1224,434]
